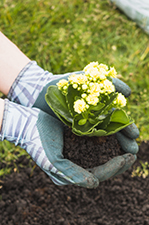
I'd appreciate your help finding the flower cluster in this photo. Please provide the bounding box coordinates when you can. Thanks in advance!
[56,62,127,115]
[46,61,133,137]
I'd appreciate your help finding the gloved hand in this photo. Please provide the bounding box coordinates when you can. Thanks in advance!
[0,99,98,188]
[0,98,131,188]
[7,61,139,184]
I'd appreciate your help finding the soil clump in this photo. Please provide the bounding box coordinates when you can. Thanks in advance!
[63,127,124,168]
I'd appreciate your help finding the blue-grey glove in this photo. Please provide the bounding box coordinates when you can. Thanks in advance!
[0,99,131,188]
[0,99,100,188]
[8,61,139,183]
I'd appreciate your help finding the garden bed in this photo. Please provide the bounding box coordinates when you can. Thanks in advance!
[0,129,149,225]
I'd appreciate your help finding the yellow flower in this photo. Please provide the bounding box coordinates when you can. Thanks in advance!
[68,74,77,83]
[84,62,108,81]
[82,84,88,90]
[89,83,101,96]
[86,94,99,106]
[101,79,115,93]
[83,61,99,72]
[77,74,88,84]
[115,93,127,107]
[108,67,117,78]
[81,93,87,98]
[69,74,88,85]
[57,79,68,90]
[74,99,87,114]
[98,63,108,71]
[85,67,106,81]
[98,69,107,80]
[73,83,78,89]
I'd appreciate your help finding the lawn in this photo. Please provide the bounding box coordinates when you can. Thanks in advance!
[0,0,149,174]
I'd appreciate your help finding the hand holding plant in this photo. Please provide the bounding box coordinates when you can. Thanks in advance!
[45,62,134,137]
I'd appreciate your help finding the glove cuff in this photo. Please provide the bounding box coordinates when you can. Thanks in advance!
[0,99,40,145]
[7,61,53,107]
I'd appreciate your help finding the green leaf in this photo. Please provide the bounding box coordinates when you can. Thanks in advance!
[93,92,117,118]
[87,129,107,137]
[97,112,112,130]
[71,125,99,136]
[88,117,99,124]
[73,119,94,134]
[105,120,134,135]
[45,85,73,124]
[78,118,87,125]
[74,113,83,121]
[101,92,118,112]
[90,102,105,111]
[72,116,103,135]
[66,84,80,116]
[71,128,86,136]
[110,109,130,124]
[54,110,72,127]
[89,111,95,117]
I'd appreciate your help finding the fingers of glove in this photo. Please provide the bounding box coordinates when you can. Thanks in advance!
[43,166,97,188]
[120,122,140,139]
[88,156,125,182]
[51,159,99,188]
[112,153,137,177]
[42,169,72,186]
[37,110,99,188]
[116,132,139,154]
[112,78,131,97]
[33,72,82,115]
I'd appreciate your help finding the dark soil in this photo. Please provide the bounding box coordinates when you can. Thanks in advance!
[0,129,149,225]
[63,127,123,168]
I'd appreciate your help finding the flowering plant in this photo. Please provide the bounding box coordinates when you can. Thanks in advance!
[45,62,134,137]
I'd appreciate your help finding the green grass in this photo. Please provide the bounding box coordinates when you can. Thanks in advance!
[0,0,149,174]
[0,140,30,177]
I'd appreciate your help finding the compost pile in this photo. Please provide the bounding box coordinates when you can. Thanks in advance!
[0,128,149,225]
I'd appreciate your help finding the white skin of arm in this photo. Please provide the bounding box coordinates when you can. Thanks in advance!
[0,32,31,95]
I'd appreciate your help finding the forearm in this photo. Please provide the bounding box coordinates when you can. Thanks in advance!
[0,32,31,95]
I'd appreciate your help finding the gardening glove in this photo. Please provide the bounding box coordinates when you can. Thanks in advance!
[8,61,139,175]
[0,99,133,187]
[0,99,100,188]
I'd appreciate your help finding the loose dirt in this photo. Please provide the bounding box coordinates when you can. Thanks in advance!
[0,129,149,225]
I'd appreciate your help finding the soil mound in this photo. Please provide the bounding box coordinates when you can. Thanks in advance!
[0,133,149,225]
